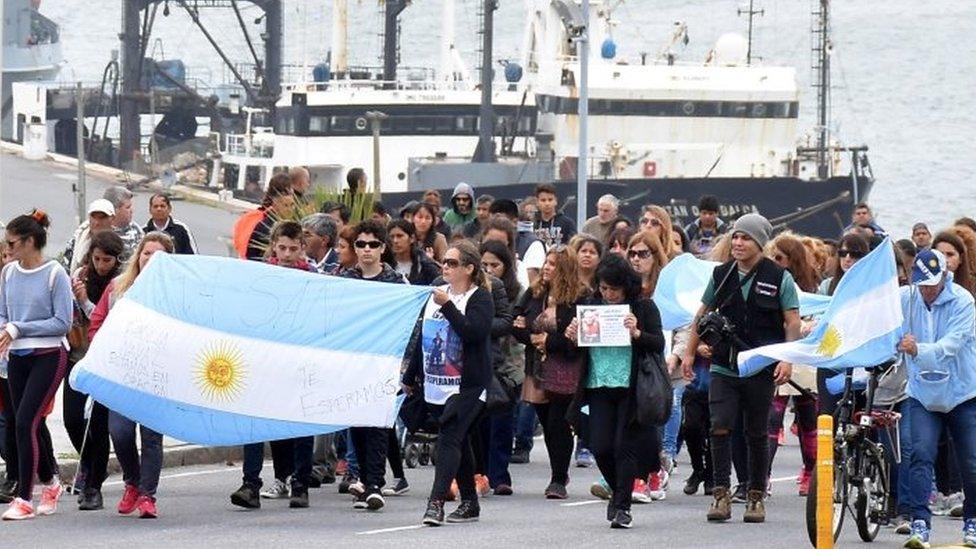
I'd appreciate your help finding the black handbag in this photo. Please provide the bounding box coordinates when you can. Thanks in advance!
[634,351,673,427]
[399,388,436,434]
[485,374,515,415]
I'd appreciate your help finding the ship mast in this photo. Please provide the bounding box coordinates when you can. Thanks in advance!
[812,0,831,179]
[737,0,764,65]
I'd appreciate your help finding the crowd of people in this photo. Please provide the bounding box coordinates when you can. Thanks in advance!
[1,170,974,547]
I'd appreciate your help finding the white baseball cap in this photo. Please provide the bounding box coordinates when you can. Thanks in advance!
[87,199,115,217]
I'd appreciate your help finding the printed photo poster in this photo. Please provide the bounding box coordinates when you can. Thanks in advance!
[576,304,632,347]
[421,299,464,404]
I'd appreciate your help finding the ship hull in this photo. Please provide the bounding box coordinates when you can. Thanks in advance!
[381,174,874,239]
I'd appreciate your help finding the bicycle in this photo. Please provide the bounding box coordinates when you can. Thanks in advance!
[805,360,901,545]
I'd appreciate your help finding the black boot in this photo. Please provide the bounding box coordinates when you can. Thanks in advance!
[78,487,104,511]
[447,499,480,523]
[289,483,310,509]
[684,471,703,496]
[230,483,261,509]
[423,499,445,526]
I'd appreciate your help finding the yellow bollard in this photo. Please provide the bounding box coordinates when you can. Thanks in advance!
[816,414,835,549]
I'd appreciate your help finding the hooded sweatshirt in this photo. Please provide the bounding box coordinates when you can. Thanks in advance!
[900,278,976,413]
[442,183,477,230]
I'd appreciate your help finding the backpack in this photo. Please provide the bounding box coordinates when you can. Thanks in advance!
[232,208,266,259]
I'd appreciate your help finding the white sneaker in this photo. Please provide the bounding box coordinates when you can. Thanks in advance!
[948,492,964,518]
[2,498,35,520]
[260,479,289,499]
[348,481,366,496]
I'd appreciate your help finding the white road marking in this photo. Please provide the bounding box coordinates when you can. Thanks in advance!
[561,500,604,507]
[102,465,241,487]
[54,173,76,181]
[769,475,798,484]
[356,525,424,536]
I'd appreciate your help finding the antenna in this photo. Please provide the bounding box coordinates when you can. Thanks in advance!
[737,0,764,65]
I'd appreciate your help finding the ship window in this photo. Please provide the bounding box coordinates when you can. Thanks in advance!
[330,116,351,132]
[434,116,455,132]
[456,116,477,133]
[414,116,435,132]
[751,103,767,117]
[309,116,328,133]
[729,102,749,117]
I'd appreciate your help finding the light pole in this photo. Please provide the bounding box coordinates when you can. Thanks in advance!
[365,111,388,194]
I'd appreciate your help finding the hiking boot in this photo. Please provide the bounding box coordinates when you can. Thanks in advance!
[289,483,309,509]
[743,490,766,523]
[0,479,17,504]
[610,509,633,529]
[446,499,480,523]
[230,483,261,509]
[684,471,703,496]
[707,487,732,522]
[78,487,104,511]
[423,498,445,526]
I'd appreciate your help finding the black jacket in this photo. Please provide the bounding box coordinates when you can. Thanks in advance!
[709,258,786,368]
[406,248,441,286]
[571,297,666,427]
[144,217,197,255]
[512,290,587,380]
[403,285,495,396]
[341,263,407,284]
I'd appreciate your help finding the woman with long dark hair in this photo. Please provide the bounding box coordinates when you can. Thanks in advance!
[64,230,125,510]
[566,254,665,528]
[0,210,73,520]
[513,245,589,499]
[388,219,440,285]
[406,241,494,525]
[412,203,448,263]
[933,231,975,297]
[570,234,604,292]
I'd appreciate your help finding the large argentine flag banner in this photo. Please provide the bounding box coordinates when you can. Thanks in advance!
[736,238,902,376]
[654,253,832,330]
[71,254,431,446]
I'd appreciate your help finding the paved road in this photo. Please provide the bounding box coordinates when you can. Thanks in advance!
[0,442,968,548]
[1,151,238,257]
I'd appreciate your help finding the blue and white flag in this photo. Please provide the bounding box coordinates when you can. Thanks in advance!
[71,254,431,446]
[653,253,832,330]
[736,238,902,376]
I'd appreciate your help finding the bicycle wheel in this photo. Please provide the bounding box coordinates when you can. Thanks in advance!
[855,450,890,542]
[806,455,850,546]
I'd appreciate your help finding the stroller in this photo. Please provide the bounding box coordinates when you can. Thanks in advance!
[398,384,439,469]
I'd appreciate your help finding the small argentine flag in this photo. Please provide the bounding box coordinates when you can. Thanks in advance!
[71,254,431,446]
[736,238,903,376]
[654,253,832,331]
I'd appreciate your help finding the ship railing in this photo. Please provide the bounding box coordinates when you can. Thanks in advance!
[282,78,476,94]
[544,52,747,68]
[27,11,60,46]
[221,133,274,159]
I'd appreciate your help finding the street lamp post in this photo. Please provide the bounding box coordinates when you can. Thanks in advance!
[365,111,388,195]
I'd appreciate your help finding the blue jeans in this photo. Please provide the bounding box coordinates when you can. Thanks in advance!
[482,408,515,487]
[514,400,536,452]
[878,400,913,516]
[335,429,359,476]
[662,384,686,458]
[905,397,976,525]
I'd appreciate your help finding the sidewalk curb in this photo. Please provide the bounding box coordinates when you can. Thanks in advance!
[58,445,243,482]
[1,141,256,215]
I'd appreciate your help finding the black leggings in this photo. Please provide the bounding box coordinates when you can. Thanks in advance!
[62,360,110,490]
[534,394,575,485]
[387,428,405,480]
[7,349,67,500]
[588,388,655,511]
[681,387,713,483]
[0,378,56,485]
[430,395,484,501]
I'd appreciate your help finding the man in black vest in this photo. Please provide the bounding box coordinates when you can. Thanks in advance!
[680,213,800,524]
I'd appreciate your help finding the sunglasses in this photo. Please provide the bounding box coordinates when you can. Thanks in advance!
[355,240,383,249]
[628,249,652,259]
[640,217,662,227]
[838,249,865,259]
[442,258,461,268]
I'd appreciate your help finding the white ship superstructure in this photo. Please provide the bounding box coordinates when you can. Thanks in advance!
[1,0,62,140]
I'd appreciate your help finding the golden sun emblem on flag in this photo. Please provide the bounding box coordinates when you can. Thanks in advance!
[817,325,843,358]
[194,342,247,402]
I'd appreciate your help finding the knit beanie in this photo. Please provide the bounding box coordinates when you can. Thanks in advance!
[731,213,773,250]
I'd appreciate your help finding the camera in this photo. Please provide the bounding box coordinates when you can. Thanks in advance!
[697,310,736,348]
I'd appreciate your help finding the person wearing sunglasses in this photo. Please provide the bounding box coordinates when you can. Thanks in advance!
[627,231,670,300]
[402,241,494,525]
[442,183,477,231]
[341,220,406,512]
[512,245,589,499]
[638,205,678,259]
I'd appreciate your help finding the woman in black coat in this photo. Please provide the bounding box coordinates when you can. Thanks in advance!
[566,254,665,528]
[403,241,494,526]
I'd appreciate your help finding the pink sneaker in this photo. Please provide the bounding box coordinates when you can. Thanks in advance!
[136,495,158,519]
[118,485,140,515]
[798,469,812,497]
[2,498,36,520]
[36,482,63,515]
[631,479,651,504]
[649,470,667,501]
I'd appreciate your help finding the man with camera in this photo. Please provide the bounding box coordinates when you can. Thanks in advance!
[681,213,800,524]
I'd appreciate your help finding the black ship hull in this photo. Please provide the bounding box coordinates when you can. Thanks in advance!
[383,174,874,239]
